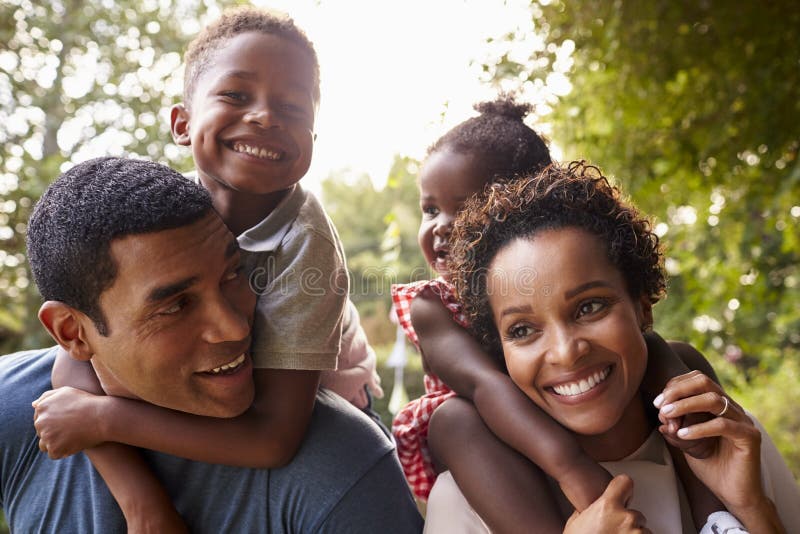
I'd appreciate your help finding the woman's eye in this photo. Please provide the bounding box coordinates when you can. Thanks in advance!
[507,324,534,339]
[577,299,606,318]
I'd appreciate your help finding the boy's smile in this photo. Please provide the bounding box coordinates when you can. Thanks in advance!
[172,31,317,203]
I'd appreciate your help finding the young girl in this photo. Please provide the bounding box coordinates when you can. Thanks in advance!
[392,96,726,532]
[438,160,799,532]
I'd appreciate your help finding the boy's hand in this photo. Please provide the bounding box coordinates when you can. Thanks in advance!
[33,387,105,458]
[564,475,650,533]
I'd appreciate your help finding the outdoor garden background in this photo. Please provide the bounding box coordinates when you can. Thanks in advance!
[1,1,798,530]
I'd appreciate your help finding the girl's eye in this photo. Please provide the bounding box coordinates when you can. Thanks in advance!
[577,299,606,318]
[422,206,439,217]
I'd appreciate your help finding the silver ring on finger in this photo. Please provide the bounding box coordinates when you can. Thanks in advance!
[716,395,730,417]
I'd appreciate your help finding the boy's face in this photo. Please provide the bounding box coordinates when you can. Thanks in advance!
[172,32,317,197]
[84,212,257,417]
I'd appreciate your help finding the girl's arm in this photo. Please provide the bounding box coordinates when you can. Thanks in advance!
[38,352,319,467]
[410,289,611,512]
[642,334,729,529]
[47,350,187,533]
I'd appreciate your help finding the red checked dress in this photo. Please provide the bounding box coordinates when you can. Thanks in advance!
[390,278,470,500]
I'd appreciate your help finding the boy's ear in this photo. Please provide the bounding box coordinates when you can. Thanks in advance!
[38,301,94,362]
[170,104,191,146]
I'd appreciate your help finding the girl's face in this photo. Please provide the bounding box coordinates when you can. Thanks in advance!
[418,150,488,277]
[488,228,652,456]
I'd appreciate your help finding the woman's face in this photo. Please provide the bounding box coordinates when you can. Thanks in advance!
[488,227,652,441]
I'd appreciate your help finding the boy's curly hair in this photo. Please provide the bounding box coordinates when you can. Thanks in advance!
[449,161,666,356]
[428,93,551,178]
[183,6,320,105]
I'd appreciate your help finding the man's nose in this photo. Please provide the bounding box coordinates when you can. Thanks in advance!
[201,294,251,345]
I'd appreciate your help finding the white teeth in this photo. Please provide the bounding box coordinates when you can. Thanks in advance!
[232,142,280,161]
[207,354,246,375]
[552,366,610,396]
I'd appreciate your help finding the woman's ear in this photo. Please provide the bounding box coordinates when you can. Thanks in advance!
[638,295,654,332]
[170,103,191,146]
[38,301,94,361]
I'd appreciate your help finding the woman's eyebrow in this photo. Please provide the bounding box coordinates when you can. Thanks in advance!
[564,280,613,300]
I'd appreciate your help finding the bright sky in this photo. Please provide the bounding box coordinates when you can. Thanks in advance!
[242,0,545,192]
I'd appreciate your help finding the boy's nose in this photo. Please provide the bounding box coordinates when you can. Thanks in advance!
[244,107,279,129]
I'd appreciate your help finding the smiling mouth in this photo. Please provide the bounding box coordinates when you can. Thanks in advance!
[202,354,247,375]
[231,142,283,161]
[550,366,611,397]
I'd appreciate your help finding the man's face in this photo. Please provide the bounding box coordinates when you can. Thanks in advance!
[84,212,256,417]
[176,31,317,198]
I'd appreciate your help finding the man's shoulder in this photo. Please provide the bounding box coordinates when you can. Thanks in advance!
[0,346,56,395]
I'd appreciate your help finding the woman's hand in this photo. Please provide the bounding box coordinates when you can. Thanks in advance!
[32,386,107,458]
[564,474,650,533]
[656,371,785,533]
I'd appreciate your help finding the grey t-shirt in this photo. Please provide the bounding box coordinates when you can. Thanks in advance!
[0,348,423,533]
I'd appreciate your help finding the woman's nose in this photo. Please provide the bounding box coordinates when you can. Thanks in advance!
[547,327,591,366]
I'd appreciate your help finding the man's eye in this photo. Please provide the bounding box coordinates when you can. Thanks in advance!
[159,301,184,316]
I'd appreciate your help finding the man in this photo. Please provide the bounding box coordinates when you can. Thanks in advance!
[0,157,422,533]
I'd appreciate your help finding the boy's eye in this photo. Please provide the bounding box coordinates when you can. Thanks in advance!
[576,299,606,318]
[220,91,247,102]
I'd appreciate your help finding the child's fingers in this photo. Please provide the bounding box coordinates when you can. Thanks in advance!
[31,388,58,408]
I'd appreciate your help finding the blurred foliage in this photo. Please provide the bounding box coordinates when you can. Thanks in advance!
[321,155,429,345]
[0,0,251,353]
[484,0,799,476]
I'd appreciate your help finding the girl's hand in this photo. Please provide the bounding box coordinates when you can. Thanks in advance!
[564,475,650,533]
[32,386,106,458]
[656,371,765,517]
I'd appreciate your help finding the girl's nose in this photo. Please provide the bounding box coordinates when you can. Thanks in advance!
[433,215,453,238]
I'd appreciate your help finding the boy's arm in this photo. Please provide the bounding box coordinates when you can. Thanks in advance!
[50,349,188,533]
[37,367,319,467]
[410,290,611,511]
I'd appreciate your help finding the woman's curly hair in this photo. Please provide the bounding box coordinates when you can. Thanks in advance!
[448,161,666,356]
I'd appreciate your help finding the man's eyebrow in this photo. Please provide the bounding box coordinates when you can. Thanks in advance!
[564,280,613,300]
[146,277,197,304]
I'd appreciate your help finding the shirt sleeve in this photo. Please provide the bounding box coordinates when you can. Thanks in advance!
[247,222,348,370]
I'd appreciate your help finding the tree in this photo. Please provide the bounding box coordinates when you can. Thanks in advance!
[484,0,800,476]
[0,0,252,352]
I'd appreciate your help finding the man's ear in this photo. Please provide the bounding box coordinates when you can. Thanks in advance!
[170,103,191,146]
[638,295,654,332]
[38,301,94,361]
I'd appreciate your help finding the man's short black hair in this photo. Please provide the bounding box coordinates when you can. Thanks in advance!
[27,157,214,335]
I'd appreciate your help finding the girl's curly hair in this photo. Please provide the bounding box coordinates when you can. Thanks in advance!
[448,161,666,356]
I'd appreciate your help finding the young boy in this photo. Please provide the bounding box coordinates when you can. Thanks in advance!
[37,6,386,530]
